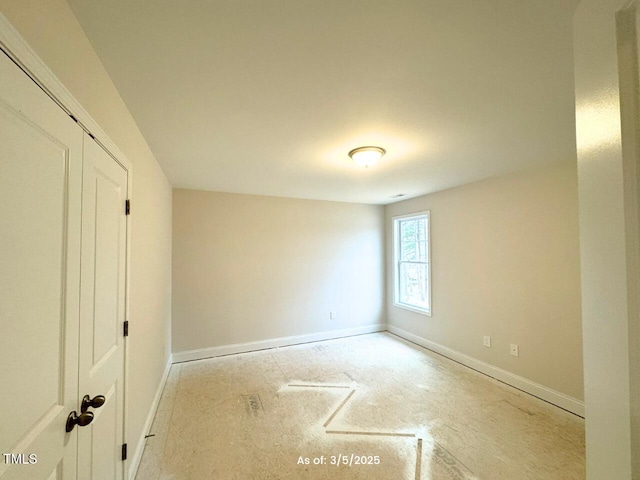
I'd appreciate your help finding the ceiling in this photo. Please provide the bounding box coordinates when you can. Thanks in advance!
[67,0,579,205]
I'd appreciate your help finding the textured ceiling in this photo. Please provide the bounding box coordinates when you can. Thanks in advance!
[67,0,578,205]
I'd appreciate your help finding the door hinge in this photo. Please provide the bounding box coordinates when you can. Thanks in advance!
[125,199,131,215]
[123,321,129,337]
[121,443,127,461]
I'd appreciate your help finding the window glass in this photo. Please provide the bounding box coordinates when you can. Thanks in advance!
[394,212,431,314]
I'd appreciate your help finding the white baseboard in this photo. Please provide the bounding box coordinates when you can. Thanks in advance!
[172,324,387,363]
[128,356,173,480]
[386,325,585,417]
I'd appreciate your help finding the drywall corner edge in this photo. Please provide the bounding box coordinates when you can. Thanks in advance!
[172,324,387,363]
[387,325,585,417]
[128,356,173,480]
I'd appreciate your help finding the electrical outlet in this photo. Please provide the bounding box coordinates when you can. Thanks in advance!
[483,336,491,348]
[510,344,519,357]
[330,311,335,319]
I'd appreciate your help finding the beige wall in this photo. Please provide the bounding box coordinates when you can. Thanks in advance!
[0,0,173,473]
[385,162,584,400]
[172,190,384,353]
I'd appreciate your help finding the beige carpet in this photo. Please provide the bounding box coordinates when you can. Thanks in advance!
[135,332,585,479]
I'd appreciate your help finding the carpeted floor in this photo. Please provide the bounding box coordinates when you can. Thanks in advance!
[135,332,585,479]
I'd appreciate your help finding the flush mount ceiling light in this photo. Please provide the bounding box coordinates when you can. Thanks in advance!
[348,146,386,168]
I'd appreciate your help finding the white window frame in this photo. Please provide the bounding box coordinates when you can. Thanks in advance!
[393,210,432,316]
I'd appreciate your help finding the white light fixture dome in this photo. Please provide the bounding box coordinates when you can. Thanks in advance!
[348,146,386,168]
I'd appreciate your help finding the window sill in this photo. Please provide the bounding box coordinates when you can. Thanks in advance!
[393,302,432,317]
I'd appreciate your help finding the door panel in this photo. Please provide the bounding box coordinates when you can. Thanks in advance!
[77,135,127,480]
[0,109,67,452]
[0,51,82,479]
[89,384,118,480]
[91,170,123,365]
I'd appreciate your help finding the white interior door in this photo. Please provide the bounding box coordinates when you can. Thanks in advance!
[76,135,128,480]
[0,50,83,479]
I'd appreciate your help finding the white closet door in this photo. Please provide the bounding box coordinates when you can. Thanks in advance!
[0,50,83,480]
[76,135,127,480]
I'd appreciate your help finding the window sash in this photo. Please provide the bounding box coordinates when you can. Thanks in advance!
[394,212,431,315]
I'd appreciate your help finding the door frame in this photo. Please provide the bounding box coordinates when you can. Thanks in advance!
[574,0,640,477]
[0,13,133,479]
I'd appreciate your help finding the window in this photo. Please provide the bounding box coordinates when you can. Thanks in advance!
[393,211,431,315]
